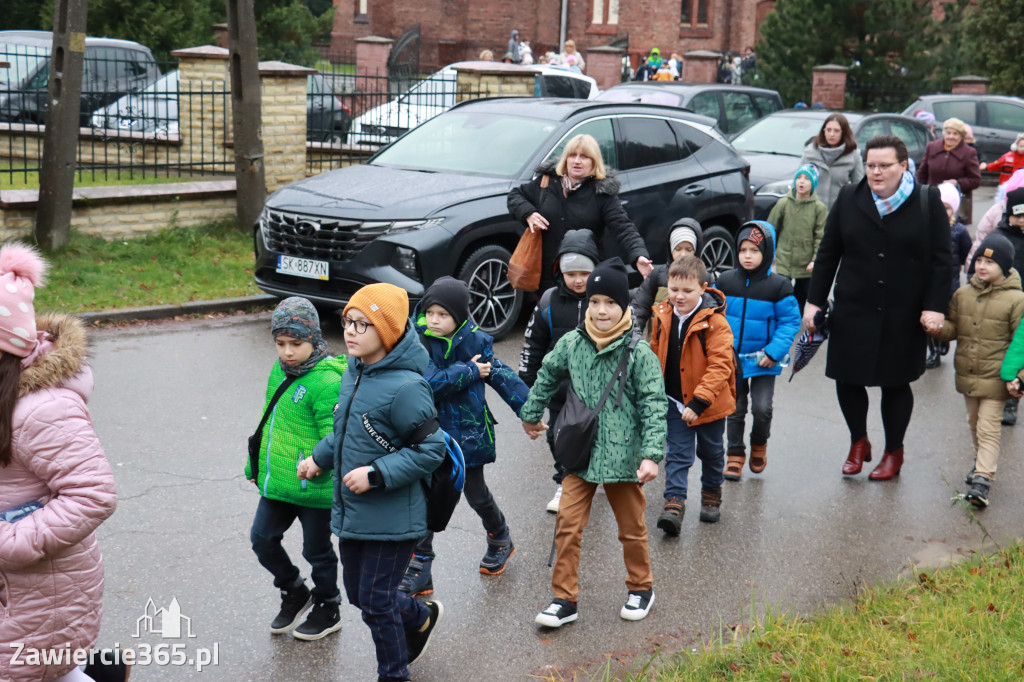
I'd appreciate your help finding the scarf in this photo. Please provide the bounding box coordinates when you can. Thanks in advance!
[873,170,916,218]
[561,174,585,196]
[584,307,633,351]
[816,144,846,166]
[280,339,329,377]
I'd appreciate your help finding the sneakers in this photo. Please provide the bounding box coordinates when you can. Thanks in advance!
[269,581,312,634]
[620,589,655,621]
[406,600,444,665]
[1002,399,1018,426]
[292,599,342,641]
[535,598,578,628]
[398,557,434,596]
[546,485,563,513]
[699,486,722,524]
[479,533,515,575]
[964,477,991,508]
[657,498,685,536]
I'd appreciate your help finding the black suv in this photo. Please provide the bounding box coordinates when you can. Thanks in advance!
[253,98,753,338]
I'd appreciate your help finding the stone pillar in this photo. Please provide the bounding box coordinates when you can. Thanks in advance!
[585,46,626,90]
[354,36,394,118]
[682,50,722,84]
[172,46,232,173]
[259,61,316,192]
[951,75,990,95]
[812,65,848,110]
[452,64,535,104]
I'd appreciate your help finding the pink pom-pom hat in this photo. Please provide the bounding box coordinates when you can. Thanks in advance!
[0,242,48,358]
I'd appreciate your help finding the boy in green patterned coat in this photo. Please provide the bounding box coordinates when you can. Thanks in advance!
[247,297,347,640]
[521,258,668,628]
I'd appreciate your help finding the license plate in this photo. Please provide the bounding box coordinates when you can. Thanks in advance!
[276,255,329,281]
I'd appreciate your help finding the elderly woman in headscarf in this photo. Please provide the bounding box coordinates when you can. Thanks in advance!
[917,117,982,223]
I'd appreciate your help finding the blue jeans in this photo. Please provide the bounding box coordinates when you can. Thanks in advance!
[664,401,725,501]
[249,496,340,602]
[339,539,430,680]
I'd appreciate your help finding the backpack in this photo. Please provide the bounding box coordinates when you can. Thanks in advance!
[361,414,466,532]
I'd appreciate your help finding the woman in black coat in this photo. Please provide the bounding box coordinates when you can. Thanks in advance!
[507,133,652,292]
[805,135,952,481]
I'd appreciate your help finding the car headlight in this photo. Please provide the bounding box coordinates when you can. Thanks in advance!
[387,218,444,235]
[392,245,420,281]
[755,180,791,198]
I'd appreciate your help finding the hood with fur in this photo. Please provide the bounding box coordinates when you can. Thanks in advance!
[18,312,91,400]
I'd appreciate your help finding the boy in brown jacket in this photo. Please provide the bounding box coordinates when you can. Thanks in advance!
[649,255,736,532]
[933,233,1024,508]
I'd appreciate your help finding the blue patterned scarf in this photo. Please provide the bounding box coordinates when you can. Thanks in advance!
[873,170,916,218]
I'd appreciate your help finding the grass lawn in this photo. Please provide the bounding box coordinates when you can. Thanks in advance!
[32,220,260,312]
[1,162,200,190]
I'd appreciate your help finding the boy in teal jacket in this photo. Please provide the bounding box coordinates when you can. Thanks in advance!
[247,297,346,640]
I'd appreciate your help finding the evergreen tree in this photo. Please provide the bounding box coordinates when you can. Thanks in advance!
[966,0,1024,94]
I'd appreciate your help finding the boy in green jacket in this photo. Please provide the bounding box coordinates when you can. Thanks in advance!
[247,297,346,640]
[521,258,667,628]
[768,164,828,312]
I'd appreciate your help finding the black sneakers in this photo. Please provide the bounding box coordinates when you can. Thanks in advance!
[292,599,342,641]
[965,477,991,508]
[406,600,444,665]
[270,582,312,634]
[535,598,578,628]
[620,589,655,621]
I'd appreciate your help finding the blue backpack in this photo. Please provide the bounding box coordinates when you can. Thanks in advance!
[362,414,466,532]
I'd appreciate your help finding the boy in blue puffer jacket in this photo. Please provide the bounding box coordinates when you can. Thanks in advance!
[399,277,530,597]
[714,221,801,480]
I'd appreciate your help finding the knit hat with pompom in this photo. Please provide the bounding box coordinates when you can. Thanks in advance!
[0,242,47,358]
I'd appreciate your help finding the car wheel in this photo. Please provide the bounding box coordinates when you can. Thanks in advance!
[457,244,523,341]
[701,225,736,279]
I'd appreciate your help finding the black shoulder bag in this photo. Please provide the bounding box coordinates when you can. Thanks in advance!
[248,375,297,487]
[551,334,641,473]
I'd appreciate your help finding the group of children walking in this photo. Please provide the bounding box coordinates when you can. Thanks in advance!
[241,165,1024,679]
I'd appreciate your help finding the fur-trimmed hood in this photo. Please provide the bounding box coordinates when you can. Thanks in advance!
[18,312,91,399]
[535,159,621,195]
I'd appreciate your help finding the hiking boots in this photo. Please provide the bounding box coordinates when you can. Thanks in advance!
[699,486,722,523]
[398,557,434,596]
[657,497,685,536]
[546,485,563,513]
[406,600,444,664]
[269,581,312,634]
[480,532,515,575]
[535,598,578,628]
[723,447,746,481]
[1002,398,1018,426]
[749,442,767,474]
[965,477,991,508]
[620,589,655,621]
[292,599,342,641]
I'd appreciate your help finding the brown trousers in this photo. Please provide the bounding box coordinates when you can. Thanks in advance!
[551,474,653,602]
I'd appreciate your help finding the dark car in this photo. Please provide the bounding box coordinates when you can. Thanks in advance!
[902,94,1024,167]
[89,71,351,143]
[730,109,936,218]
[596,82,784,135]
[0,30,160,126]
[253,98,753,339]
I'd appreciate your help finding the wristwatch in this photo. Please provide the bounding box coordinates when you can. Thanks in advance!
[367,465,383,488]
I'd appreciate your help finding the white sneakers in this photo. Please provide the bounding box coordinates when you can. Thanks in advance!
[546,485,563,513]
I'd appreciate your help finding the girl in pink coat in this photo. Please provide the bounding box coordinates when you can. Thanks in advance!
[0,243,118,682]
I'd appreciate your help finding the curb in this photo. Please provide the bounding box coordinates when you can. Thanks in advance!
[78,294,279,324]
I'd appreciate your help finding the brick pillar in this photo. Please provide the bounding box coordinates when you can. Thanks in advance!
[211,23,229,49]
[812,65,848,110]
[682,50,722,84]
[259,61,316,192]
[585,45,626,90]
[951,75,990,95]
[354,36,393,118]
[172,46,232,173]
[453,64,535,104]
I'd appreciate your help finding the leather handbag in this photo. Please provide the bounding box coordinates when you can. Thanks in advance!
[551,334,641,472]
[507,175,549,291]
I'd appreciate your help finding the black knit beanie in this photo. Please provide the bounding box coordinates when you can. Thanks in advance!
[421,276,471,329]
[973,232,1015,277]
[586,257,630,312]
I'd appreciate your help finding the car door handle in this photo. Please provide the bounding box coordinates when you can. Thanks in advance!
[683,184,707,196]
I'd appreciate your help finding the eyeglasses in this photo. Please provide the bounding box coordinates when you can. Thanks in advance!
[866,162,900,172]
[341,317,375,334]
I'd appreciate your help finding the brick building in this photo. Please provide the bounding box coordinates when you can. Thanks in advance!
[330,0,778,74]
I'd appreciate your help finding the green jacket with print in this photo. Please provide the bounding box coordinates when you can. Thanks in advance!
[520,327,667,483]
[246,356,347,508]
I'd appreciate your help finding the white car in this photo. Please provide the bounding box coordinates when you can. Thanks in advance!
[347,61,598,147]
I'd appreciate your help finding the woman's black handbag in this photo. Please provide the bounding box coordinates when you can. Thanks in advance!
[551,334,640,472]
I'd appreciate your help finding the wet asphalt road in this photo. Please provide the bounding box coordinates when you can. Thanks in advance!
[86,291,1024,680]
